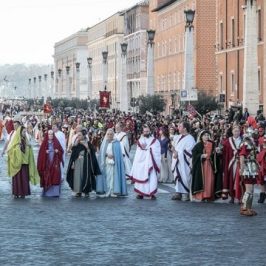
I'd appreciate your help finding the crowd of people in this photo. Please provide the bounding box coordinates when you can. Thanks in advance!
[0,104,266,217]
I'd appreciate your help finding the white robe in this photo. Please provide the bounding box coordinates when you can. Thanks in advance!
[131,136,161,196]
[171,134,195,194]
[115,132,132,178]
[55,130,66,180]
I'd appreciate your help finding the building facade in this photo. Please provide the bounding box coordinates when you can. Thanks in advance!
[123,0,150,106]
[54,30,88,99]
[150,0,217,114]
[87,12,125,108]
[216,0,264,110]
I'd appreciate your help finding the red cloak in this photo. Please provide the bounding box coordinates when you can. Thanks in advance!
[37,133,64,191]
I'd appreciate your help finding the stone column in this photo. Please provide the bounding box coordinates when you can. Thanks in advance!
[243,0,259,115]
[183,24,195,101]
[75,62,80,99]
[120,43,128,112]
[146,30,155,95]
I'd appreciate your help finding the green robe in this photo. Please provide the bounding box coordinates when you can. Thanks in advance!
[7,127,39,185]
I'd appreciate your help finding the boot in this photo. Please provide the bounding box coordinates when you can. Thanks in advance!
[240,192,256,217]
[258,192,266,203]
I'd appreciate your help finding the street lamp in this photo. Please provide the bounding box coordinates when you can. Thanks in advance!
[66,66,70,75]
[75,62,80,72]
[121,43,128,56]
[147,29,156,44]
[87,57,92,67]
[146,30,156,95]
[102,51,108,64]
[58,68,62,78]
[184,9,195,29]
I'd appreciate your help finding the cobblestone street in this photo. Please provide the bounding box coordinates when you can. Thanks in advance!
[0,142,266,266]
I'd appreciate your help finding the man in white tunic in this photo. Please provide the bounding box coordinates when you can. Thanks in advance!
[115,122,132,179]
[171,121,195,201]
[52,124,66,180]
[131,125,161,200]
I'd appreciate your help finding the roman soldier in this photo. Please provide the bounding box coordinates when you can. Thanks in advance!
[239,128,259,216]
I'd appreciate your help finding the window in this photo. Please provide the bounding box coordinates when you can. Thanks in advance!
[220,22,224,49]
[231,18,235,47]
[258,9,262,41]
[219,74,223,93]
[258,68,261,92]
[231,72,235,93]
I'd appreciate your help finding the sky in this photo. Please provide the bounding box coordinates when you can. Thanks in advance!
[0,0,139,65]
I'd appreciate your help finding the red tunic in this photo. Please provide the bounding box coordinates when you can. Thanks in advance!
[222,137,242,200]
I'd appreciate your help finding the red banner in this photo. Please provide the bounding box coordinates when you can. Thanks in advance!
[99,91,111,109]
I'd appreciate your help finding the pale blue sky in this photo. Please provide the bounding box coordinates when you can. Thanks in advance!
[0,0,138,65]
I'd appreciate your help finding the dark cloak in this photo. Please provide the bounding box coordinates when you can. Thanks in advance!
[191,141,215,195]
[66,142,101,193]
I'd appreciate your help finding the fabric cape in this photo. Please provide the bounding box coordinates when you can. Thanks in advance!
[37,133,64,191]
[7,126,39,185]
[66,141,101,193]
[191,140,215,195]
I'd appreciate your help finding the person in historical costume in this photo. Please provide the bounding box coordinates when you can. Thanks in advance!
[67,129,101,197]
[114,122,132,180]
[130,125,161,200]
[4,112,14,136]
[239,128,259,216]
[0,116,4,141]
[257,136,266,203]
[37,130,64,197]
[222,126,242,203]
[171,122,195,201]
[1,118,22,157]
[52,124,66,181]
[96,128,127,197]
[7,126,39,198]
[158,127,173,183]
[191,130,215,201]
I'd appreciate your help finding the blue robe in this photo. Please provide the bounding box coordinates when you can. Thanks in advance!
[96,139,127,196]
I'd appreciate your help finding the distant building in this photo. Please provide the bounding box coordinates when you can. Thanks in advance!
[150,0,217,114]
[87,12,124,108]
[216,0,264,110]
[54,30,88,99]
[122,0,150,105]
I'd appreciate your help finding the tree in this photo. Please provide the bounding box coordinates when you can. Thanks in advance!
[138,95,166,115]
[188,91,218,115]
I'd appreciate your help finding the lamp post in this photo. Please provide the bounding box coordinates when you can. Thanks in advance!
[33,77,37,99]
[120,42,128,112]
[50,71,54,99]
[57,68,62,98]
[66,65,71,99]
[102,51,108,93]
[38,75,42,100]
[28,78,32,99]
[44,74,48,103]
[182,9,196,105]
[87,57,93,99]
[75,62,80,99]
[146,29,155,95]
[243,0,259,115]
